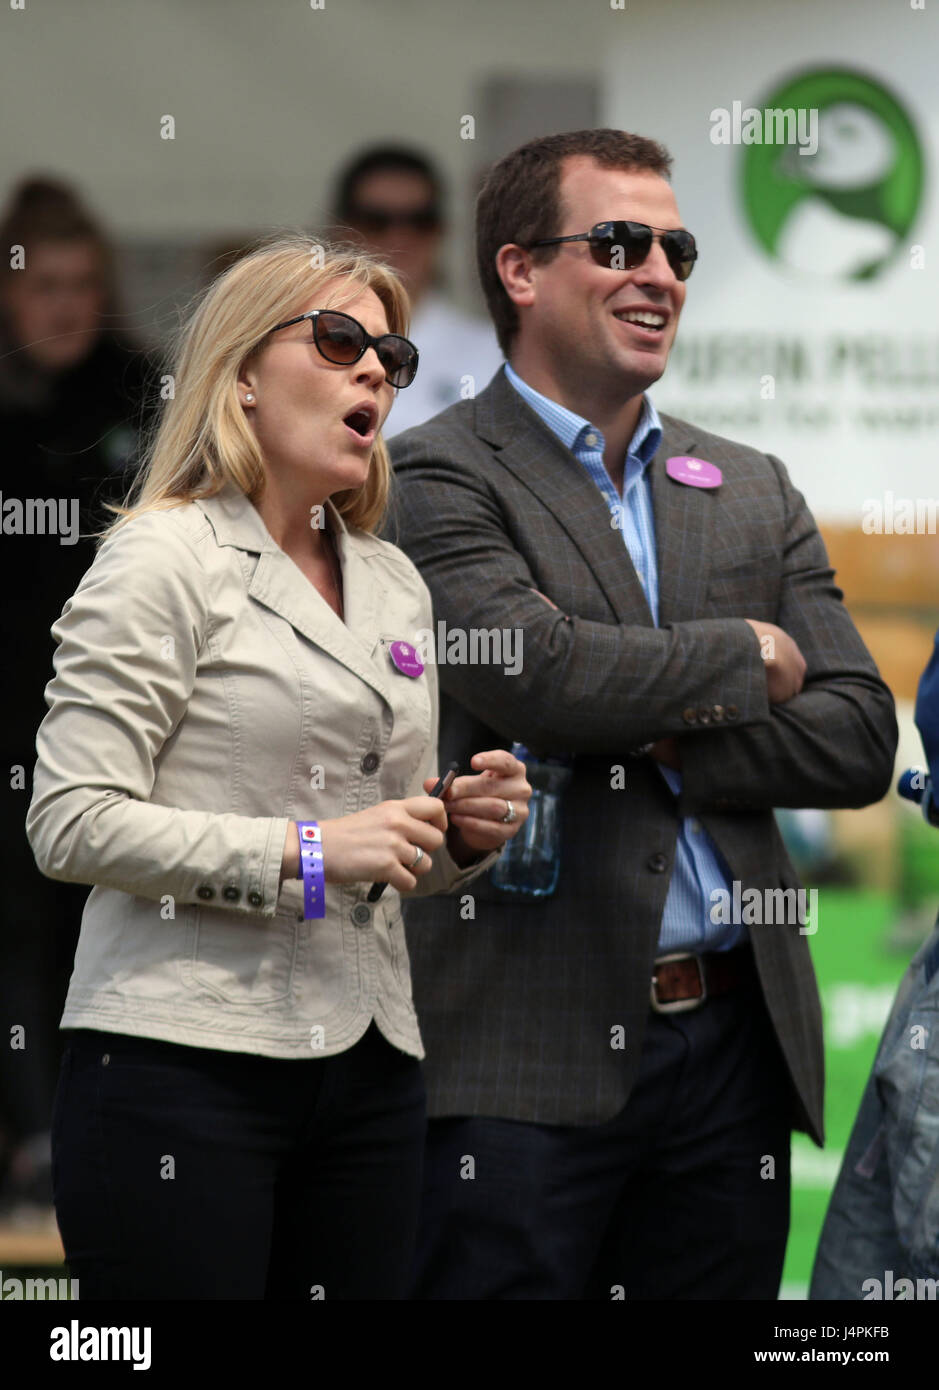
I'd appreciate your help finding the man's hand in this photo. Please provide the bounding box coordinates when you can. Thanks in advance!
[745,619,807,704]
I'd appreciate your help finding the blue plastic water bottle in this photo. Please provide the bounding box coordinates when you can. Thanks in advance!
[490,743,573,898]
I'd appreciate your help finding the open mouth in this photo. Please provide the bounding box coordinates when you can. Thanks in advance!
[613,309,668,336]
[342,404,378,442]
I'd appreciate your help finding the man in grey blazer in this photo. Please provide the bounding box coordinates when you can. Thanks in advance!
[385,128,897,1300]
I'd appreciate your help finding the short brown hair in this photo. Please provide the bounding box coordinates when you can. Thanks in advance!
[476,129,673,355]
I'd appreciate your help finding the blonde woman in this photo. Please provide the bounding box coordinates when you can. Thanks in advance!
[26,235,530,1301]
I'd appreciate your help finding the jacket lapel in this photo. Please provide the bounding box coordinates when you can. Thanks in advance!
[475,370,654,626]
[649,414,716,625]
[195,483,393,708]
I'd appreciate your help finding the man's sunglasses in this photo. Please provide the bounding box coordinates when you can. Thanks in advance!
[527,220,698,282]
[269,309,419,389]
[348,205,441,234]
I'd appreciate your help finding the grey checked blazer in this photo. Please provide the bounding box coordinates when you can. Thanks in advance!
[385,367,898,1145]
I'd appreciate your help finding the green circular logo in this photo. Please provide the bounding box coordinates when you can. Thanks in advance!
[741,67,925,280]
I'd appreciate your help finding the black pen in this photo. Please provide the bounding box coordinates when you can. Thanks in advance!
[366,762,460,903]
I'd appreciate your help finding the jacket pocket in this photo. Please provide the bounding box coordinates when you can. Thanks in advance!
[182,906,298,1004]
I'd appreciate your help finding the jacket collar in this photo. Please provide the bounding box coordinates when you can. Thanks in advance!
[473,368,713,627]
[194,482,393,707]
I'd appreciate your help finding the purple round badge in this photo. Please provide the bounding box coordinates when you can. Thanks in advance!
[388,640,424,678]
[666,456,723,489]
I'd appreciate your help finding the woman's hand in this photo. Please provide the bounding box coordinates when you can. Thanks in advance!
[282,797,448,894]
[430,748,531,865]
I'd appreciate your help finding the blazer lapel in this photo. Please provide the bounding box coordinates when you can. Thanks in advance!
[648,414,716,626]
[196,483,393,708]
[475,370,654,627]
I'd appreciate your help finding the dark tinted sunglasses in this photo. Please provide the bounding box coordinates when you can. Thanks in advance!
[269,309,419,389]
[528,219,698,281]
[348,205,441,234]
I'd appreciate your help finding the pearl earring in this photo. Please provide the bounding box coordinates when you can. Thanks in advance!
[245,393,254,403]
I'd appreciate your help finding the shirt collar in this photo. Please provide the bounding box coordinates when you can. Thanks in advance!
[504,360,662,469]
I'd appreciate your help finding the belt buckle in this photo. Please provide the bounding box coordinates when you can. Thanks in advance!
[650,952,707,1014]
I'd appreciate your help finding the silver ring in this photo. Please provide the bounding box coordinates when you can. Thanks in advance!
[501,800,517,824]
[409,846,425,869]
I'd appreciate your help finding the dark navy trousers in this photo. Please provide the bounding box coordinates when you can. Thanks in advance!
[411,969,794,1300]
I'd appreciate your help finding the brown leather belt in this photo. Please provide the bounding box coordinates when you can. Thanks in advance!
[650,945,755,1014]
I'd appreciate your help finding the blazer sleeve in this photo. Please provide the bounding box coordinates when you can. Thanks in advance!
[388,429,770,753]
[25,510,291,919]
[676,455,898,812]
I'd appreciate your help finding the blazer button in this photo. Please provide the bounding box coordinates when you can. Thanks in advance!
[247,890,263,908]
[726,705,739,721]
[361,751,380,774]
[697,708,711,724]
[712,705,725,722]
[682,708,697,725]
[197,884,215,900]
[647,852,668,873]
[222,884,240,902]
[351,903,372,928]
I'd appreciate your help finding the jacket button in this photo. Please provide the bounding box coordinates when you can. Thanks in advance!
[682,708,697,724]
[247,890,263,908]
[712,705,725,722]
[197,884,215,900]
[351,903,372,927]
[726,705,739,721]
[361,751,380,774]
[697,708,711,724]
[222,884,240,902]
[647,852,668,873]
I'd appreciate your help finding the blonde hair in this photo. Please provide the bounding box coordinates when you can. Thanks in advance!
[99,232,411,541]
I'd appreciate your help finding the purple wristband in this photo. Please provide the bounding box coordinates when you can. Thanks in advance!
[296,821,325,920]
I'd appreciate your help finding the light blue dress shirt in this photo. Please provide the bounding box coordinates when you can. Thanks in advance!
[504,362,743,954]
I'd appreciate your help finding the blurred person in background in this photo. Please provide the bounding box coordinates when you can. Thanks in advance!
[330,145,503,436]
[0,175,153,1222]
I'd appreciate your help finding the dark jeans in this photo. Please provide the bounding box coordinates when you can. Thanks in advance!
[412,965,794,1299]
[52,1021,426,1300]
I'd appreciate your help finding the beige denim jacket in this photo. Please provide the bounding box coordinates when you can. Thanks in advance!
[26,481,497,1058]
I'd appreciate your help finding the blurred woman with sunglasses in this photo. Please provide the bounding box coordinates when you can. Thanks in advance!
[26,233,529,1300]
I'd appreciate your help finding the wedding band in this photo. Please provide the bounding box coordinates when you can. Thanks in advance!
[501,800,517,824]
[409,847,424,868]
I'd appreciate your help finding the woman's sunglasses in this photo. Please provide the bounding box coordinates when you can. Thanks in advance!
[269,309,419,389]
[527,219,698,282]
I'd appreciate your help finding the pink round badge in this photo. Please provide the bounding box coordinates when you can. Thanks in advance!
[388,640,424,678]
[666,456,722,489]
